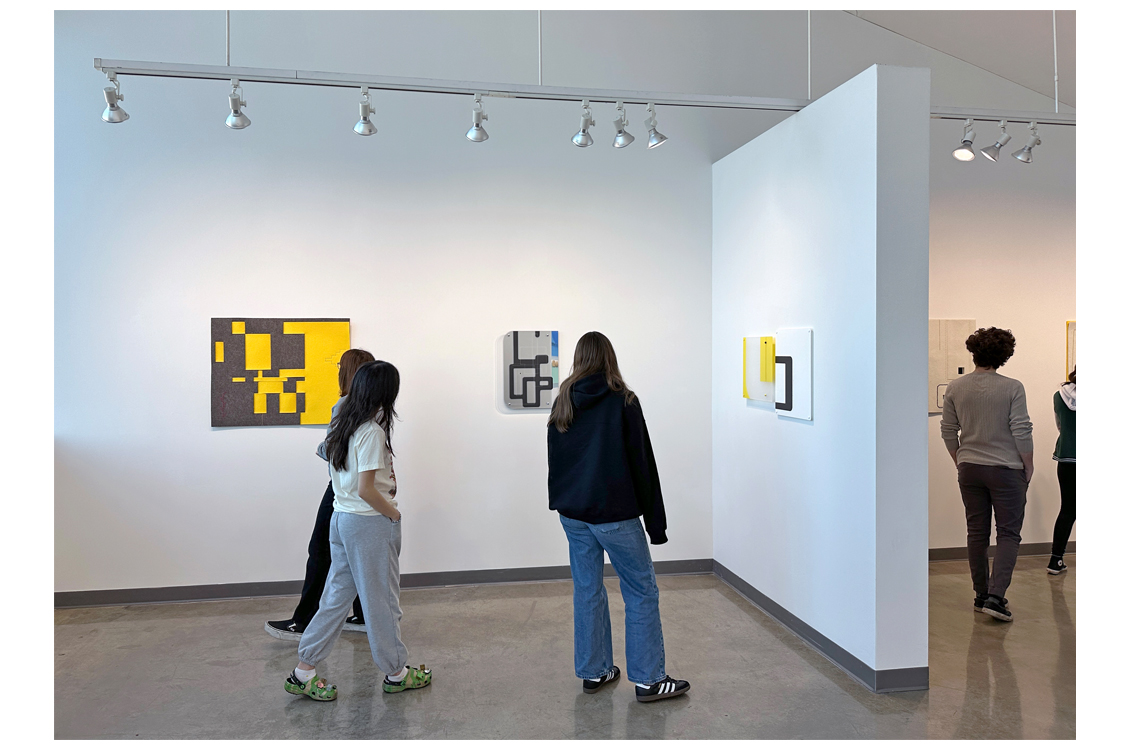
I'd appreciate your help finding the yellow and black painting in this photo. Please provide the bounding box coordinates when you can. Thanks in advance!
[211,318,350,427]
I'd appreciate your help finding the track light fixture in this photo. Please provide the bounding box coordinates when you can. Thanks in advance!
[952,118,976,161]
[644,103,668,149]
[1011,122,1041,163]
[979,120,1012,161]
[354,87,377,136]
[101,73,129,123]
[225,79,250,130]
[466,93,489,142]
[572,99,595,148]
[612,102,634,148]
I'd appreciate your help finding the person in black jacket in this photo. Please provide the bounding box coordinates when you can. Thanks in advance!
[547,331,690,703]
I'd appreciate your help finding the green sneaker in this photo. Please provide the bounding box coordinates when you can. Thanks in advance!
[382,664,432,693]
[284,670,338,701]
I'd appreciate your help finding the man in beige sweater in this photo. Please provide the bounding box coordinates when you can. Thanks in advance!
[940,327,1034,623]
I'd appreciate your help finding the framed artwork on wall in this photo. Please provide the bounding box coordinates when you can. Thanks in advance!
[1066,320,1076,379]
[743,327,814,421]
[211,317,350,427]
[928,319,976,413]
[503,330,559,409]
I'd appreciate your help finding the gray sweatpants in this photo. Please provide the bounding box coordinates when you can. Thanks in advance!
[297,511,409,676]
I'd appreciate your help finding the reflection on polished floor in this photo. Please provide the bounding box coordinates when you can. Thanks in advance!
[54,554,1074,739]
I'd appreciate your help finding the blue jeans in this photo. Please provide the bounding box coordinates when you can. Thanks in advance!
[559,515,666,685]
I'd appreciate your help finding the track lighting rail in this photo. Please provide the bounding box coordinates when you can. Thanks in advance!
[93,58,1076,127]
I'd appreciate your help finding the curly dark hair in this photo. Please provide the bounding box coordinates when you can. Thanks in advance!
[965,327,1016,369]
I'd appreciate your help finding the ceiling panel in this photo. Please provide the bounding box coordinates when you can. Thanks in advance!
[851,10,1075,108]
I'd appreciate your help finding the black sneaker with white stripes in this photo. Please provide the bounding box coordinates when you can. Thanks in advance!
[635,675,690,703]
[582,666,620,694]
[1047,557,1068,575]
[265,619,304,641]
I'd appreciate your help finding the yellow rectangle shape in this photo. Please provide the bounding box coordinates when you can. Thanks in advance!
[253,392,267,414]
[279,392,297,413]
[742,338,750,398]
[295,380,307,393]
[232,377,246,383]
[257,380,284,394]
[760,337,775,382]
[232,321,245,334]
[214,341,224,362]
[245,333,272,371]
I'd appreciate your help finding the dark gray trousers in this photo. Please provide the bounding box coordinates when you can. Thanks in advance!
[957,462,1028,598]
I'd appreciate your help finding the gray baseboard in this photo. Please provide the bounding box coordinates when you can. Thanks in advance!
[712,560,929,694]
[53,558,715,609]
[928,540,1075,562]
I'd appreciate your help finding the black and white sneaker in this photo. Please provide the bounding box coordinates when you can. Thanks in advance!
[974,595,1006,613]
[1047,557,1068,575]
[981,595,1013,622]
[265,619,304,641]
[635,675,690,702]
[582,666,620,694]
[343,615,367,633]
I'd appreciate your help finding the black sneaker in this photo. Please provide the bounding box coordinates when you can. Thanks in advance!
[635,675,690,702]
[1047,557,1068,575]
[265,619,305,641]
[974,594,1006,613]
[981,595,1013,622]
[582,666,620,694]
[343,615,366,633]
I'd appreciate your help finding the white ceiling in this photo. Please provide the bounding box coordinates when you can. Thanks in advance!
[850,10,1075,108]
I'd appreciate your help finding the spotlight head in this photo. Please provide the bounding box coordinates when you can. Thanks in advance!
[466,93,489,142]
[952,118,976,161]
[572,99,595,148]
[644,103,668,149]
[101,74,129,123]
[354,87,377,136]
[225,79,250,130]
[612,102,634,148]
[980,119,1011,161]
[1011,122,1041,164]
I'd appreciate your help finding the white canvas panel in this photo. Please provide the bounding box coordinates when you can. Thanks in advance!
[774,327,813,420]
[927,318,975,413]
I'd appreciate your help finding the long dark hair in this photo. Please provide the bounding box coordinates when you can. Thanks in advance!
[1063,367,1076,387]
[338,349,375,397]
[326,361,400,471]
[549,331,635,433]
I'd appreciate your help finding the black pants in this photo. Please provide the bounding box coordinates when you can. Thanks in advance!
[1052,462,1076,557]
[957,462,1028,599]
[291,482,363,628]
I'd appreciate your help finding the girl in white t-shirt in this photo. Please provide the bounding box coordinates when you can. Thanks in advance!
[284,361,432,701]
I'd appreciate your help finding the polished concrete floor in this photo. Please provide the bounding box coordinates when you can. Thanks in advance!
[55,554,1074,739]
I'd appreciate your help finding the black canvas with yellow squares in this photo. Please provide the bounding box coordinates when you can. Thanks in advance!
[211,318,350,427]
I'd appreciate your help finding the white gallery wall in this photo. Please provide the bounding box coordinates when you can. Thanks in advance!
[712,66,930,673]
[56,11,1074,592]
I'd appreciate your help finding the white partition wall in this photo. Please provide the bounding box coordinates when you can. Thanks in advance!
[712,65,930,691]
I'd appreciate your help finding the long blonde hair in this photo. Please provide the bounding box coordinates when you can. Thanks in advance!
[549,331,635,433]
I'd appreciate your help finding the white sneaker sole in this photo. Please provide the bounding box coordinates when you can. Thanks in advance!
[265,622,303,641]
[983,607,1013,622]
[1047,567,1067,575]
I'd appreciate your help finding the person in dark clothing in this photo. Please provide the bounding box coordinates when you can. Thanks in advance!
[1048,368,1076,575]
[265,349,374,640]
[547,331,689,703]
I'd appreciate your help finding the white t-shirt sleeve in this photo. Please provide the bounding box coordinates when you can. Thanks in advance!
[353,423,388,472]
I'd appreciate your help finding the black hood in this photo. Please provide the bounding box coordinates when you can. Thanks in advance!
[571,373,611,410]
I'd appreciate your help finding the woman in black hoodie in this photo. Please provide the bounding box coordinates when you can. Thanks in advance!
[547,331,690,703]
